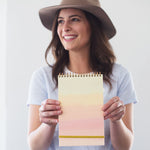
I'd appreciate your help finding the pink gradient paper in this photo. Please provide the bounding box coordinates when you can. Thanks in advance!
[58,74,104,146]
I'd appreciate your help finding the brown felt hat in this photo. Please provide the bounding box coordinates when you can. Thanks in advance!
[39,0,116,39]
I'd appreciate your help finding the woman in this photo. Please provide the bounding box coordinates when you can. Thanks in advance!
[27,0,138,150]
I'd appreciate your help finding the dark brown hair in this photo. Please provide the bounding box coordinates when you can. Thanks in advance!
[45,10,116,89]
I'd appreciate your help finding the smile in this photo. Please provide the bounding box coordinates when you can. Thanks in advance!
[63,35,77,41]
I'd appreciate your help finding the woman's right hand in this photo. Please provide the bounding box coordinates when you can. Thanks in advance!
[39,99,62,126]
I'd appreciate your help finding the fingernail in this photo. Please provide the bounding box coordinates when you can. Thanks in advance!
[104,117,107,120]
[58,111,61,114]
[56,106,61,109]
[40,105,44,111]
[114,97,118,101]
[104,112,107,116]
[56,101,60,104]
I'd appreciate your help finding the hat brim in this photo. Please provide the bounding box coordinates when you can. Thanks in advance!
[39,5,116,39]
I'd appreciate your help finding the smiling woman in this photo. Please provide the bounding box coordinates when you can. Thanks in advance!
[27,0,138,150]
[57,9,91,52]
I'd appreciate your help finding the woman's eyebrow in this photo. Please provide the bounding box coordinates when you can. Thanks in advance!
[69,15,82,18]
[58,15,82,19]
[58,17,63,19]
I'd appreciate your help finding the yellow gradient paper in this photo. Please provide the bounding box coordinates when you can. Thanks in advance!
[58,74,104,146]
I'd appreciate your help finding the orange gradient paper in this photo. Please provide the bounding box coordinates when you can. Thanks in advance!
[58,74,104,146]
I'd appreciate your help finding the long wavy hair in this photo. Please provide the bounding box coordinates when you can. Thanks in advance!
[45,9,116,89]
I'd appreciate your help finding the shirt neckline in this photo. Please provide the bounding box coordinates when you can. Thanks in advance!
[64,67,93,75]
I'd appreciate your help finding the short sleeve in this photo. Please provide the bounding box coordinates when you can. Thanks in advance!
[117,69,138,105]
[27,68,48,106]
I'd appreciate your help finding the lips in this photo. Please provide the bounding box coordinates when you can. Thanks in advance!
[63,35,77,40]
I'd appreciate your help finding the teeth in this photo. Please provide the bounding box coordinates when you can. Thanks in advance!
[64,36,77,40]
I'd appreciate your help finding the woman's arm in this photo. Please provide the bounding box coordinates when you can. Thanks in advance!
[102,97,134,150]
[27,99,62,150]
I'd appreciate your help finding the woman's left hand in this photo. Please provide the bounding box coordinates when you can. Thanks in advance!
[102,96,126,122]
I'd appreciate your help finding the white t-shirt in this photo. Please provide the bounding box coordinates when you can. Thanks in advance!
[27,63,138,150]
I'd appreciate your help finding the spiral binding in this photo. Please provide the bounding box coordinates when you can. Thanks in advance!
[58,72,101,77]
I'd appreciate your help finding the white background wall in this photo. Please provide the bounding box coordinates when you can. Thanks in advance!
[0,0,7,150]
[0,0,150,150]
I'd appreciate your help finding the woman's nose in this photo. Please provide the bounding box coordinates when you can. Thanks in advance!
[63,21,71,32]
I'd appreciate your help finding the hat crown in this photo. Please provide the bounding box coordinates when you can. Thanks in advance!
[39,0,116,39]
[60,0,101,7]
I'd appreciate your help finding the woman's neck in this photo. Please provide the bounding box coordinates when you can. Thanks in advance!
[67,50,92,74]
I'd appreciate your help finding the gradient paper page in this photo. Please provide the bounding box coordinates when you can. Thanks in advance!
[58,73,104,146]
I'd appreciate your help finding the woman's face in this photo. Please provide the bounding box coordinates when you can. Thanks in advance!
[57,8,91,52]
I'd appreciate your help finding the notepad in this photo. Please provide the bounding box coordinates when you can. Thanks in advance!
[58,73,104,146]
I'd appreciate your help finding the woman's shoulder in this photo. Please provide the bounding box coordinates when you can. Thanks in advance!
[33,65,52,75]
[31,65,53,81]
[112,63,129,74]
[112,63,130,80]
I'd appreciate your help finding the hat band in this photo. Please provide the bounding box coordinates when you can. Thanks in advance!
[60,0,101,7]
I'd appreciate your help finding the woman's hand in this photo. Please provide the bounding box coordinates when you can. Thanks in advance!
[102,96,126,122]
[39,99,62,126]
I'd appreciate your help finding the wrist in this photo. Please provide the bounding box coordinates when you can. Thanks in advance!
[110,119,123,125]
[41,123,56,129]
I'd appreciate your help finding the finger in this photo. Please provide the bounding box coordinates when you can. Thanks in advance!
[41,99,60,105]
[39,105,61,112]
[110,111,125,122]
[40,117,58,124]
[104,105,125,119]
[103,100,123,117]
[41,110,62,117]
[102,97,119,111]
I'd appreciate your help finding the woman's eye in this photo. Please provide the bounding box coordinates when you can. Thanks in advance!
[72,18,80,22]
[58,20,64,24]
